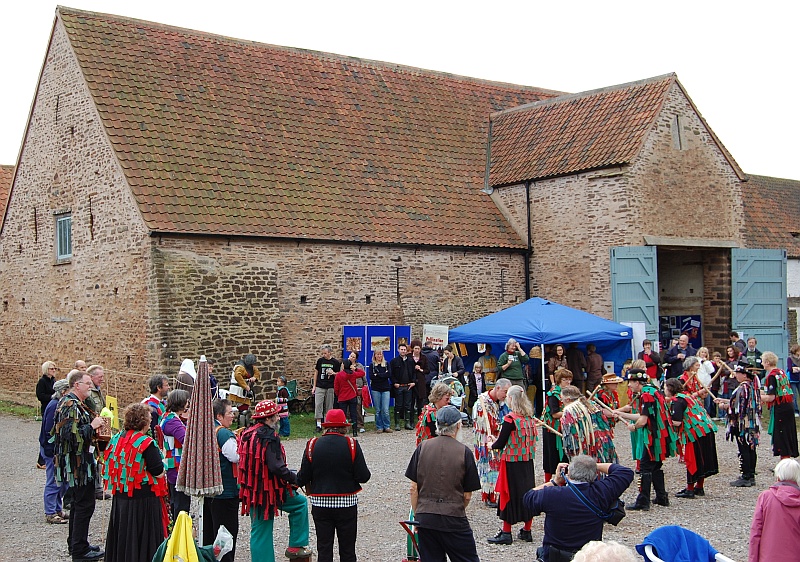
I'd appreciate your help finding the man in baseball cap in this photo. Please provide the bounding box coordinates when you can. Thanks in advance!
[237,400,312,560]
[405,405,481,561]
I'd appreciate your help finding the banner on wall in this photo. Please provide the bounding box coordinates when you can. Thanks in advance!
[422,324,449,351]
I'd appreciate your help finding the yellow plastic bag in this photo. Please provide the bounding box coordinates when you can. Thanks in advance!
[163,512,199,562]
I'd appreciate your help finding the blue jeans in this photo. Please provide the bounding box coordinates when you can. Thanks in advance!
[279,416,290,437]
[791,382,800,414]
[372,390,390,430]
[41,447,67,515]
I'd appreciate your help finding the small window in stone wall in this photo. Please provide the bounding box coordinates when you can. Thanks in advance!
[55,213,72,262]
[671,115,685,151]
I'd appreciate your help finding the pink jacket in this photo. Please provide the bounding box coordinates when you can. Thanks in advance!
[749,482,800,562]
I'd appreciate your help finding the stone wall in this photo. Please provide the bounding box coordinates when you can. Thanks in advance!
[150,236,527,394]
[0,20,153,407]
[702,249,733,351]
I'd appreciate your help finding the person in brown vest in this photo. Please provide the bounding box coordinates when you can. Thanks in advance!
[405,405,481,562]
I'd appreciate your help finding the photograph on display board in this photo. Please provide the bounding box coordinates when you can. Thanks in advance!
[346,337,362,352]
[371,336,391,352]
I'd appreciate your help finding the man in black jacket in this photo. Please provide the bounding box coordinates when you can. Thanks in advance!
[297,409,370,562]
[389,344,415,430]
[664,335,696,379]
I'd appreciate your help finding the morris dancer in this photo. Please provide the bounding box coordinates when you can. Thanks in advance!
[238,400,312,561]
[104,404,169,562]
[614,369,676,510]
[679,357,709,399]
[542,369,572,482]
[561,385,618,464]
[473,378,512,507]
[415,382,456,445]
[487,386,537,546]
[760,352,799,460]
[715,363,761,487]
[596,373,622,410]
[664,378,718,499]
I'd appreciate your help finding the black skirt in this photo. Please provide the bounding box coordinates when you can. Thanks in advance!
[498,460,535,524]
[542,429,567,474]
[105,493,166,562]
[771,401,800,458]
[687,432,719,483]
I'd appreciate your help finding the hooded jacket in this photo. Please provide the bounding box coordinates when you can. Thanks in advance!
[749,481,800,562]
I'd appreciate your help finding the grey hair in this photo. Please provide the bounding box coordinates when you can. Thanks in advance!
[506,338,518,348]
[436,419,461,437]
[682,356,700,371]
[573,541,638,562]
[774,458,800,485]
[494,378,512,390]
[319,344,332,352]
[761,351,778,368]
[568,455,598,483]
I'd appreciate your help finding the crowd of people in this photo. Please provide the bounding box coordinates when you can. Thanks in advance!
[33,332,800,562]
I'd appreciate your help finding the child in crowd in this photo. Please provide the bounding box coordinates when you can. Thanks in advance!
[275,375,292,437]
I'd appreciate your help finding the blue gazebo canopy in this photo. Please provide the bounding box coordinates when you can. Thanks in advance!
[448,297,633,373]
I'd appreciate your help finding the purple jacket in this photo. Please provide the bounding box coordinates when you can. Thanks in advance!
[750,482,800,562]
[161,414,186,485]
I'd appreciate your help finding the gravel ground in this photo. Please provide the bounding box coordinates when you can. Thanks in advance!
[5,413,763,561]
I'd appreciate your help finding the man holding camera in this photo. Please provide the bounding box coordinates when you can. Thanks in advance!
[522,455,633,562]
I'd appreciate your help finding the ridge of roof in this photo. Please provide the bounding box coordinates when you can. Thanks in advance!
[56,6,561,97]
[490,73,676,119]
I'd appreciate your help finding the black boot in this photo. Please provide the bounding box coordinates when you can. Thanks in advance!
[395,411,401,431]
[487,531,512,545]
[652,469,669,506]
[629,472,652,511]
[405,410,414,430]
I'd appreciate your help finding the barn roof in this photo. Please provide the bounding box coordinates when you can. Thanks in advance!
[57,6,562,249]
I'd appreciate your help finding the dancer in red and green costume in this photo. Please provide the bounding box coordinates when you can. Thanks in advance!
[541,368,572,482]
[679,357,710,401]
[104,403,169,562]
[487,386,538,546]
[760,351,799,460]
[664,378,718,499]
[406,382,456,560]
[561,385,619,464]
[238,400,312,562]
[614,369,676,511]
[473,378,512,507]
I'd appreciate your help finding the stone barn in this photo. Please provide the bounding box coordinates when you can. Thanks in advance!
[0,7,554,406]
[0,7,794,407]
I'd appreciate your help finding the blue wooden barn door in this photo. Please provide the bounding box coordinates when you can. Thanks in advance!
[611,246,659,343]
[732,248,788,365]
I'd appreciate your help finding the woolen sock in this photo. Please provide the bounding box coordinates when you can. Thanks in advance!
[523,520,532,531]
[502,521,512,533]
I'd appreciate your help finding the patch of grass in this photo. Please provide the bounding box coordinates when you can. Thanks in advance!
[0,400,38,418]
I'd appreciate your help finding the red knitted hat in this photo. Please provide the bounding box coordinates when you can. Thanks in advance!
[321,409,351,428]
[252,400,280,419]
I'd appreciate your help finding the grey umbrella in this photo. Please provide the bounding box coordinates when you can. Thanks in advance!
[176,355,223,540]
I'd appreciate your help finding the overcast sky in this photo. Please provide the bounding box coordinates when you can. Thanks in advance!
[2,1,798,179]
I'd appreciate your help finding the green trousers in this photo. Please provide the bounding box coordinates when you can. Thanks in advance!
[250,491,309,562]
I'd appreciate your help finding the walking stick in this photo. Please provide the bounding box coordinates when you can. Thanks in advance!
[534,417,564,437]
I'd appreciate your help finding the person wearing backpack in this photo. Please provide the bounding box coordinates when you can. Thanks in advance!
[296,409,371,562]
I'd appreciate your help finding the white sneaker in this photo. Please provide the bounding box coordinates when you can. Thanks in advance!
[359,428,365,433]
